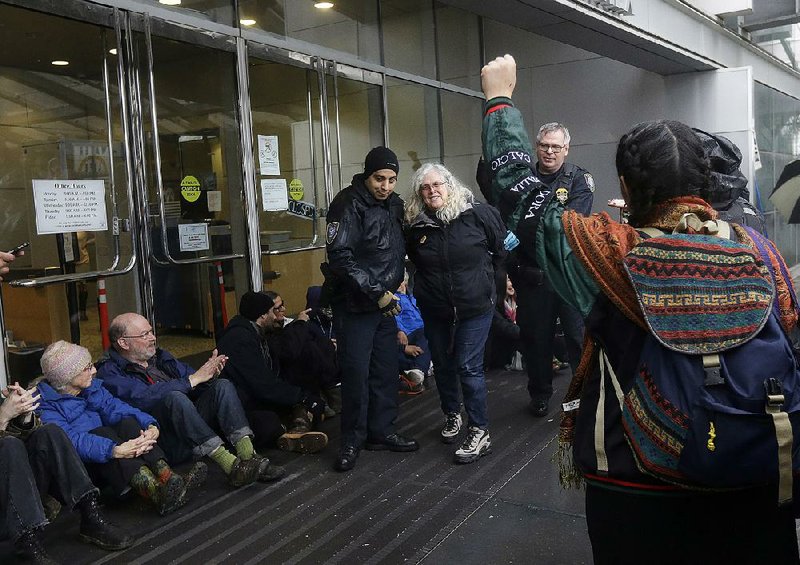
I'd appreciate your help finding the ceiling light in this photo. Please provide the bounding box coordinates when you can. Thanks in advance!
[240,19,257,26]
[159,0,182,6]
[109,48,117,55]
[315,2,334,9]
[51,60,69,66]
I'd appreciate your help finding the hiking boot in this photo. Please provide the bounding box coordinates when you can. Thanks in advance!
[277,431,328,454]
[255,456,287,483]
[440,412,463,444]
[228,457,261,487]
[323,385,342,415]
[399,374,424,396]
[156,474,187,516]
[15,529,60,565]
[403,369,425,386]
[77,492,135,550]
[182,461,208,491]
[454,427,491,464]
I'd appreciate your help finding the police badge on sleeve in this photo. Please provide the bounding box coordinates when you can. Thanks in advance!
[584,173,595,192]
[326,222,340,244]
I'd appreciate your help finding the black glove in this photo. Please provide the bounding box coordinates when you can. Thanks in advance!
[377,291,401,317]
[302,394,326,420]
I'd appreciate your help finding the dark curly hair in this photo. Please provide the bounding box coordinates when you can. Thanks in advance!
[615,120,711,226]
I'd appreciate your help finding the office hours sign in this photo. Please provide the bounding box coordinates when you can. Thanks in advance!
[33,179,108,234]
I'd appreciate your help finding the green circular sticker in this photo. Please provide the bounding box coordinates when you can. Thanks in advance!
[181,175,201,202]
[289,178,304,201]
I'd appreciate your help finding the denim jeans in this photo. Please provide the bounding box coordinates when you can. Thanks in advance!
[424,308,493,429]
[152,378,253,463]
[1,425,96,542]
[333,306,399,446]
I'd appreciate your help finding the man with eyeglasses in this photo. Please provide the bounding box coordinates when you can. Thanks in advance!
[322,146,419,472]
[481,60,594,418]
[97,313,285,488]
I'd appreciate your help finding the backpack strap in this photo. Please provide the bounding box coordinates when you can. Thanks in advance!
[765,378,794,505]
[595,349,624,475]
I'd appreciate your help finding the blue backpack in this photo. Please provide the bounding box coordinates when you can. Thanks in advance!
[607,221,800,504]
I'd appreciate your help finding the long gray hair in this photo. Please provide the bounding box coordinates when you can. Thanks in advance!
[404,163,474,224]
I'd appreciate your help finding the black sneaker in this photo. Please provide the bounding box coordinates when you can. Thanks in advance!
[454,427,491,464]
[440,413,463,444]
[255,456,287,483]
[529,399,549,417]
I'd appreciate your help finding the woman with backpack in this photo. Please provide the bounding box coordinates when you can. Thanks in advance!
[481,54,799,564]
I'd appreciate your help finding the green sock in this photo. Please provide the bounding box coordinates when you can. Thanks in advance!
[235,436,255,461]
[130,465,159,501]
[209,445,237,474]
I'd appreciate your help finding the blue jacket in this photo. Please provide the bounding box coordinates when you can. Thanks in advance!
[396,293,424,335]
[96,348,194,413]
[37,379,156,464]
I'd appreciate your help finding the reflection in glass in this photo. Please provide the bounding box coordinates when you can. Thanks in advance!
[381,0,436,79]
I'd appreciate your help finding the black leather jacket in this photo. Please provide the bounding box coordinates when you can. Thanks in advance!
[324,174,405,312]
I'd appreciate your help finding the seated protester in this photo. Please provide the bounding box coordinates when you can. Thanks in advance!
[97,313,284,487]
[0,380,133,562]
[487,274,523,370]
[263,290,342,415]
[216,291,328,454]
[396,275,431,392]
[37,341,205,516]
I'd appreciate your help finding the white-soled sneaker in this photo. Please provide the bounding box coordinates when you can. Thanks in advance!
[403,369,425,386]
[454,427,491,464]
[440,412,463,444]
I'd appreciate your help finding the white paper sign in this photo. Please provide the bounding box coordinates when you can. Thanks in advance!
[258,135,280,176]
[261,179,289,211]
[178,223,210,252]
[207,191,222,212]
[32,179,108,235]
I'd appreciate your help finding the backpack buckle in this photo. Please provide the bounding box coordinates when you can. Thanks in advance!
[702,354,725,386]
[764,378,785,411]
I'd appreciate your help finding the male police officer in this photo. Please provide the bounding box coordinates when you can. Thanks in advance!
[491,120,594,417]
[323,146,419,472]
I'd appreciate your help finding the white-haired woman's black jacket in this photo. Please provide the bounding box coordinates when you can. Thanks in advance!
[406,202,507,321]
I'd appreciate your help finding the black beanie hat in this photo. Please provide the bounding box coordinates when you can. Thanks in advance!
[364,146,399,178]
[239,291,274,321]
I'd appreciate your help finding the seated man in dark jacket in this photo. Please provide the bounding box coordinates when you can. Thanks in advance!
[97,313,284,487]
[216,291,328,454]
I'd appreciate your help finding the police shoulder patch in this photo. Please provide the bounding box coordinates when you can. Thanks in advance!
[584,173,595,192]
[326,222,340,244]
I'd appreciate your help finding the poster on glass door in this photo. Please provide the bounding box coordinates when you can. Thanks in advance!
[32,179,108,234]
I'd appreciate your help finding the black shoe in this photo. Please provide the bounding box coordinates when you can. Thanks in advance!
[77,492,135,551]
[334,445,360,472]
[228,457,261,487]
[15,529,60,564]
[255,456,287,483]
[365,433,419,452]
[529,399,549,417]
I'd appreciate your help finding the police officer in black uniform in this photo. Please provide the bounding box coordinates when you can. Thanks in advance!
[512,122,594,417]
[323,146,419,472]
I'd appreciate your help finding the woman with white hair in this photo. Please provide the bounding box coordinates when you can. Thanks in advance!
[405,163,507,464]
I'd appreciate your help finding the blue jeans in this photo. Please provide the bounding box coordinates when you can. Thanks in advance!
[152,378,253,463]
[333,306,399,446]
[424,309,493,429]
[399,328,432,373]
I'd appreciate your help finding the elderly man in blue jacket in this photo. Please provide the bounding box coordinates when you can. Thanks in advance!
[97,312,283,487]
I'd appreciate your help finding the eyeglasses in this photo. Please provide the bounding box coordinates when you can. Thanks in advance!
[273,304,286,313]
[420,181,448,192]
[122,329,155,339]
[537,143,565,154]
